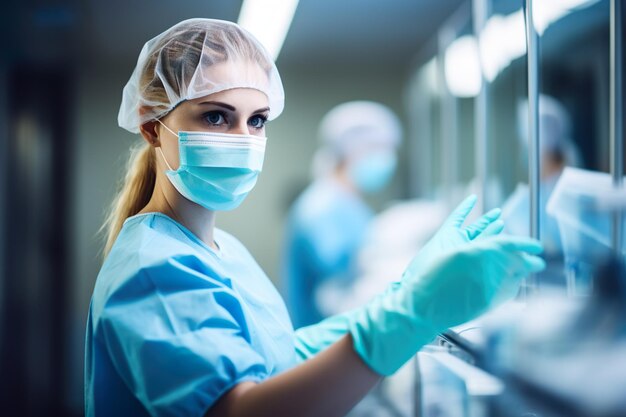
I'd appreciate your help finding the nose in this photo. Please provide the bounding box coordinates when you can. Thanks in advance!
[230,120,251,136]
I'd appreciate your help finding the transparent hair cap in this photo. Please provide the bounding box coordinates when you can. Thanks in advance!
[118,18,284,133]
[318,101,403,158]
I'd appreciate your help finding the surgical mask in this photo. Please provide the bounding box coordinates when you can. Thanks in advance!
[157,120,266,211]
[349,151,397,193]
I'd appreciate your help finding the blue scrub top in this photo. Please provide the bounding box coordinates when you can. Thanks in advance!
[505,174,563,255]
[282,179,374,328]
[85,213,296,417]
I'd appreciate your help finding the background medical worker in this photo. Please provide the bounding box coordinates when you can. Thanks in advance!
[503,94,581,256]
[85,18,546,417]
[283,101,402,328]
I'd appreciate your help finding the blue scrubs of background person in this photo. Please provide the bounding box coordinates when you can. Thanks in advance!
[284,179,374,327]
[282,101,403,328]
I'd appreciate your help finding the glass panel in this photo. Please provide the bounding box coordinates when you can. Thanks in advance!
[457,97,475,186]
[439,13,475,205]
[536,0,610,293]
[454,21,477,191]
[408,57,442,199]
[483,0,528,212]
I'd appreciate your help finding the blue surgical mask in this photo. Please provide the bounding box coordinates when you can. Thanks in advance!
[157,121,266,211]
[349,151,397,193]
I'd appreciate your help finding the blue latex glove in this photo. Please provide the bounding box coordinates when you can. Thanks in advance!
[294,284,400,362]
[349,235,545,375]
[294,195,503,361]
[402,195,504,281]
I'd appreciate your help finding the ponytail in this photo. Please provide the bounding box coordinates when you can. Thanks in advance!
[101,143,156,258]
[101,20,229,258]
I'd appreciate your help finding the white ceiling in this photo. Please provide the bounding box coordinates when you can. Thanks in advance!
[82,0,464,69]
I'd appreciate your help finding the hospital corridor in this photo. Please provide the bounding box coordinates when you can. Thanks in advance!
[0,0,625,416]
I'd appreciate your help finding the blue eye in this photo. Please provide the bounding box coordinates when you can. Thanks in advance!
[249,114,268,129]
[203,111,226,126]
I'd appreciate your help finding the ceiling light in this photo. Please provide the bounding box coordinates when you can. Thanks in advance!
[238,0,299,61]
[444,35,482,97]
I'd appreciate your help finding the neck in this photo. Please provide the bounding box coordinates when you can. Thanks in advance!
[140,174,218,250]
[541,158,564,180]
[332,164,359,195]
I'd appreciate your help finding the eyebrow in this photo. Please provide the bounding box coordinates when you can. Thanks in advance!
[198,101,270,114]
[198,101,236,111]
[253,107,271,114]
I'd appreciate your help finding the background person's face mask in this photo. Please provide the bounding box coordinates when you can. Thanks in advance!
[157,121,266,211]
[349,150,397,193]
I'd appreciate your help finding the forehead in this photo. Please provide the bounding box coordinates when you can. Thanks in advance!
[195,59,271,95]
[188,88,269,107]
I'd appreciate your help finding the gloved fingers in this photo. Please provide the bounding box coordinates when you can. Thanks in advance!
[444,194,477,228]
[464,208,502,240]
[494,246,545,278]
[520,252,546,274]
[476,219,505,240]
[490,235,544,255]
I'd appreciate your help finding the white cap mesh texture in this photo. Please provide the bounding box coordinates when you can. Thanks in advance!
[118,18,284,133]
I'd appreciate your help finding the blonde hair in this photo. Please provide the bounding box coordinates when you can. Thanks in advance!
[101,21,269,258]
[102,144,156,256]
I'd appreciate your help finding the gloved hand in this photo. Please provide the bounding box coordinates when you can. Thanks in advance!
[402,194,504,281]
[294,195,503,361]
[349,235,545,375]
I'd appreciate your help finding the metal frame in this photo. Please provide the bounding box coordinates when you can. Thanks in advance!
[473,0,489,213]
[610,0,623,253]
[524,0,541,242]
[0,65,5,352]
[523,0,540,294]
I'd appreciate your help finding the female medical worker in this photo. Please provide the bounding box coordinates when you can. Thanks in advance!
[85,18,546,417]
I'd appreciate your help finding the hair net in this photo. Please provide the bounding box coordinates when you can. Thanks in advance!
[312,101,403,177]
[118,18,284,133]
[319,101,403,157]
[517,94,581,166]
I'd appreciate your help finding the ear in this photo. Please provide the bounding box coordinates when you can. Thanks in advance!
[140,120,161,147]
